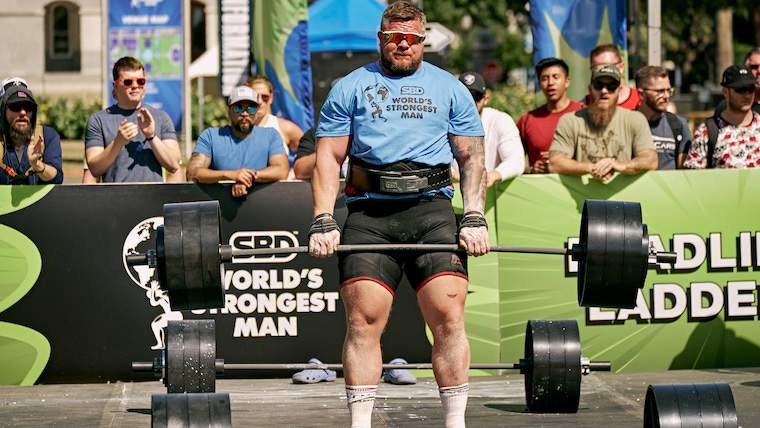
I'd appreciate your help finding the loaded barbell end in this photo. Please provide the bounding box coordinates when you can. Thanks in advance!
[581,357,611,375]
[125,250,157,267]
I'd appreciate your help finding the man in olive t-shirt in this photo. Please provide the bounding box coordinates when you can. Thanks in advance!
[549,63,657,181]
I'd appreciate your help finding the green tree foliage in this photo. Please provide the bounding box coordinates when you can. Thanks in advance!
[36,97,101,140]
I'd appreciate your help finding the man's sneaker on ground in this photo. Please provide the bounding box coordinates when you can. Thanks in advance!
[383,358,417,385]
[291,358,337,384]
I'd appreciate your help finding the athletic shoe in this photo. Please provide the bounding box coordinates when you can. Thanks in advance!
[383,358,417,385]
[291,358,337,384]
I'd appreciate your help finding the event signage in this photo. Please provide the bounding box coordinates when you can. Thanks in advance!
[108,0,184,129]
[218,0,252,97]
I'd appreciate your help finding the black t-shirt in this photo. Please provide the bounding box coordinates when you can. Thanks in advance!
[294,127,316,162]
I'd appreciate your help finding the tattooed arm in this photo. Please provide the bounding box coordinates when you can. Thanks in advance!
[185,152,256,186]
[451,133,489,256]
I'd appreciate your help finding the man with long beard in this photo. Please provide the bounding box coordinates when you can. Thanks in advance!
[309,2,488,427]
[0,83,63,184]
[548,63,657,181]
[186,85,288,197]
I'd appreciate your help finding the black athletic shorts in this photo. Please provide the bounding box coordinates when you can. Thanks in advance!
[338,195,468,294]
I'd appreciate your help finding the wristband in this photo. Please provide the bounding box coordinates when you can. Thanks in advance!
[309,213,340,237]
[35,163,46,174]
[145,135,155,141]
[459,211,488,230]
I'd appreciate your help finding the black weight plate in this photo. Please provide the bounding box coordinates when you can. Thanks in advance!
[181,203,206,311]
[524,320,582,413]
[644,383,738,428]
[577,200,646,309]
[199,201,225,309]
[151,393,232,428]
[156,226,168,293]
[163,203,188,310]
[165,320,216,393]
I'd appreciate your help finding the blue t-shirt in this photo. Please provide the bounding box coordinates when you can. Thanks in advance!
[193,125,285,171]
[317,61,483,201]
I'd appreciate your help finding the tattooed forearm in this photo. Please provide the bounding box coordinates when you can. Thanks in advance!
[455,135,486,214]
[185,152,211,183]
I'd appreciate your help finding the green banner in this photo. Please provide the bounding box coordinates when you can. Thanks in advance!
[489,169,760,372]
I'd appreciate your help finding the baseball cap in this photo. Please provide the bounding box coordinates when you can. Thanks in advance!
[5,86,37,107]
[591,63,621,82]
[459,72,487,94]
[0,76,28,99]
[721,64,759,89]
[228,85,259,106]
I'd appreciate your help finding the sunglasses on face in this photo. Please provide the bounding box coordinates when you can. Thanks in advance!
[260,94,271,103]
[115,78,146,88]
[733,86,757,94]
[381,31,426,45]
[232,104,258,115]
[749,64,759,71]
[7,103,35,113]
[592,80,620,92]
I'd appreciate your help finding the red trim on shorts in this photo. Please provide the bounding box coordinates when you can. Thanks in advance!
[340,277,395,296]
[414,272,469,293]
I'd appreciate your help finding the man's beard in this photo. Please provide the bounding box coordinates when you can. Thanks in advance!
[587,97,617,127]
[645,94,666,113]
[8,119,33,143]
[232,120,252,134]
[380,51,422,77]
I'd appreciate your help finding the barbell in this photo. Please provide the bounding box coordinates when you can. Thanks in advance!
[125,199,677,311]
[134,318,610,414]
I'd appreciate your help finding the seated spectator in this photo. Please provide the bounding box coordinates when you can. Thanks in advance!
[549,63,657,181]
[186,85,288,197]
[714,47,760,116]
[684,64,760,169]
[244,75,304,179]
[85,56,181,182]
[0,83,63,184]
[453,72,523,186]
[635,66,692,169]
[518,58,582,174]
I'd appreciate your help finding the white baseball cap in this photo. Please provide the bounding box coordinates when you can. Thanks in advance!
[228,85,259,106]
[0,76,28,99]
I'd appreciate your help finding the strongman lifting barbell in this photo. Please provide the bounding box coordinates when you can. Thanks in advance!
[134,319,611,414]
[125,199,677,311]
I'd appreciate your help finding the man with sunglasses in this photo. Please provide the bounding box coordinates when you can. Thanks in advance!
[244,75,304,179]
[581,44,640,110]
[85,56,181,182]
[635,66,692,169]
[684,64,760,169]
[549,63,657,181]
[714,48,760,116]
[186,85,288,197]
[0,84,63,184]
[309,2,487,427]
[454,71,524,186]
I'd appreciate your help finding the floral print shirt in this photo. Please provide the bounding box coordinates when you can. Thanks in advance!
[683,112,760,169]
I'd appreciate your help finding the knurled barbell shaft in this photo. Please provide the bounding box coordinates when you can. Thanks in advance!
[227,244,573,257]
[132,361,612,372]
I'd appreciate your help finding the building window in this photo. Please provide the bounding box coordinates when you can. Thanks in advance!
[45,2,81,72]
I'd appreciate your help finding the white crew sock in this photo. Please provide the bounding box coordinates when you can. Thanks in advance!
[439,383,469,428]
[346,384,377,428]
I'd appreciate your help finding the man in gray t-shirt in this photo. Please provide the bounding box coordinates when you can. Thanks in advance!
[635,66,691,169]
[85,56,181,182]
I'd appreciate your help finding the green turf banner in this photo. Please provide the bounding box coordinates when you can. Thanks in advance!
[490,169,760,372]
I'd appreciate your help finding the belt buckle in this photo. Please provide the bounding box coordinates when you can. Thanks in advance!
[379,175,428,193]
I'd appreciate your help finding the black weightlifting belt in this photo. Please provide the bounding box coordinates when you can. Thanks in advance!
[346,157,452,195]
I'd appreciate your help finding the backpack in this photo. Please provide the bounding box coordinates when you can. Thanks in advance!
[704,116,719,169]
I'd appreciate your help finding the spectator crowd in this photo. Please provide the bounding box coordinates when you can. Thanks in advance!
[2,46,759,190]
